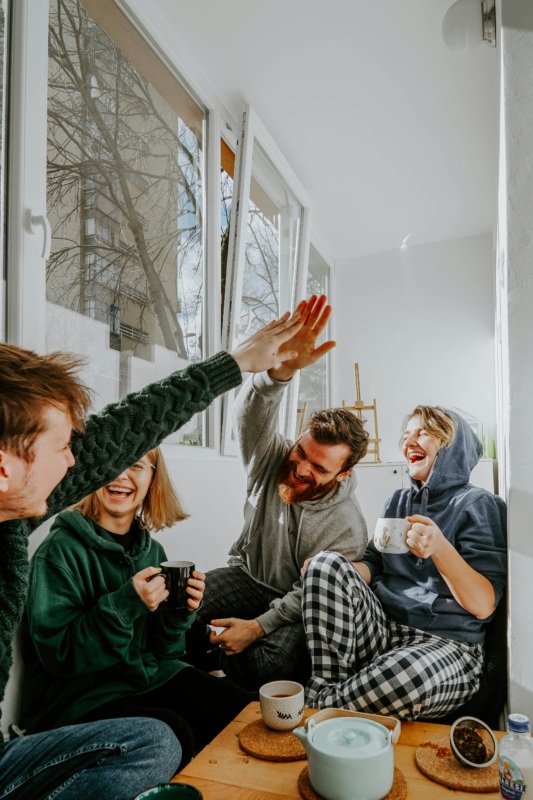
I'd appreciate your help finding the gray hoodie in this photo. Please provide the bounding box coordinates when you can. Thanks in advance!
[228,372,368,634]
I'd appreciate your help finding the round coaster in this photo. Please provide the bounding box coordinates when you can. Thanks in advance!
[415,736,499,792]
[239,719,306,762]
[298,766,407,800]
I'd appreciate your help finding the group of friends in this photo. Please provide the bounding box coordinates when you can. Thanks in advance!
[0,295,507,799]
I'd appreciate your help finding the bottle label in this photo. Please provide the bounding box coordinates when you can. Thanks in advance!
[499,756,528,799]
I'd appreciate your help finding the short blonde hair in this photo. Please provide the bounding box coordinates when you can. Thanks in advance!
[74,447,189,531]
[402,405,456,448]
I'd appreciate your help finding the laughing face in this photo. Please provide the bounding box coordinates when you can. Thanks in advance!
[95,456,155,533]
[402,416,440,485]
[277,432,352,504]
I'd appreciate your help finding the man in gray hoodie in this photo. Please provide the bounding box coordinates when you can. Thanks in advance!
[186,295,369,689]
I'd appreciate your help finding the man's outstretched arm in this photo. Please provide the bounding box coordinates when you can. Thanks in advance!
[44,307,306,519]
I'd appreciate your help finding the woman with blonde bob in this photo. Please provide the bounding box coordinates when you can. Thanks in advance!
[21,447,254,768]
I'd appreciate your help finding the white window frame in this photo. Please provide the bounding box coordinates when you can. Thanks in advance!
[7,2,330,461]
[7,0,49,351]
[295,241,335,431]
[221,104,311,454]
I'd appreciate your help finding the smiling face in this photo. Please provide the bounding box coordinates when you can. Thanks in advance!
[277,431,352,504]
[401,415,440,485]
[95,456,155,533]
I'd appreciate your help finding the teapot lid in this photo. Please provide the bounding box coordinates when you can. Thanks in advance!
[309,718,390,758]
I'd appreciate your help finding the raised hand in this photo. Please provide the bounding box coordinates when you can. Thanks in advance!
[230,307,304,374]
[268,294,336,381]
[405,514,446,559]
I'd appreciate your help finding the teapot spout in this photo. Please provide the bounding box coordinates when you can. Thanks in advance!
[292,724,308,752]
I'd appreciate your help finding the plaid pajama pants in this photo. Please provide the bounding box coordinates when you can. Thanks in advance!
[302,552,484,720]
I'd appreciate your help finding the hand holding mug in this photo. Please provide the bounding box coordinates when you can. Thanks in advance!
[133,566,169,611]
[160,560,198,610]
[405,514,446,559]
[185,571,205,611]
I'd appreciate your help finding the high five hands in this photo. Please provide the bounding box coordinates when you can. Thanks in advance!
[268,295,336,381]
[230,295,335,377]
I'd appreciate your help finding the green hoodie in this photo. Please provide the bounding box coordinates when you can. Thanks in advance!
[20,509,194,733]
[0,350,241,749]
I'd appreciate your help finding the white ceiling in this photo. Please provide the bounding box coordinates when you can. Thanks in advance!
[149,0,498,261]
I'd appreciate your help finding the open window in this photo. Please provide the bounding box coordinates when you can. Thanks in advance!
[221,105,311,454]
[294,245,333,437]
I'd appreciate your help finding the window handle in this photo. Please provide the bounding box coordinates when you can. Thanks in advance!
[27,211,52,260]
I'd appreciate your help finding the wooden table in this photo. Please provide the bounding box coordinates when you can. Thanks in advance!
[172,702,503,799]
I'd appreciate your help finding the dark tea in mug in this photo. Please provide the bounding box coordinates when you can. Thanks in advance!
[160,560,194,609]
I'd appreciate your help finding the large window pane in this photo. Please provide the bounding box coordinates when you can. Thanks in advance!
[0,0,8,339]
[236,141,301,343]
[220,136,234,326]
[296,245,331,433]
[45,0,207,445]
[221,108,310,452]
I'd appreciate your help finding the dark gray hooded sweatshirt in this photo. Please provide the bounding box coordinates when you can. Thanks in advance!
[362,411,507,644]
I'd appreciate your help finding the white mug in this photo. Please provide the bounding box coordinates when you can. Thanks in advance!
[259,680,305,731]
[374,517,410,554]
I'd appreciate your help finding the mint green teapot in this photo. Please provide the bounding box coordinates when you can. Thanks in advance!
[293,715,394,800]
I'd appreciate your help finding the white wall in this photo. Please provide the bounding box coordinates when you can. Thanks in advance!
[156,453,245,572]
[334,234,496,464]
[498,0,533,717]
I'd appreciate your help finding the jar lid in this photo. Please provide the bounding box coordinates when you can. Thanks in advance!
[508,713,531,733]
[310,718,390,758]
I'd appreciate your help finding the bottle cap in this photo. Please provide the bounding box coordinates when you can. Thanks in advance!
[508,713,531,733]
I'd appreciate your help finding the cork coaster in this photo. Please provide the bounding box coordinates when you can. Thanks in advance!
[239,719,307,762]
[415,736,499,792]
[298,766,407,800]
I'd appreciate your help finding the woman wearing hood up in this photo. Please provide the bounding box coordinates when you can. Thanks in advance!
[301,405,507,719]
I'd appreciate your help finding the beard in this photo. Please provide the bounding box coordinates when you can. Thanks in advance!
[277,452,339,505]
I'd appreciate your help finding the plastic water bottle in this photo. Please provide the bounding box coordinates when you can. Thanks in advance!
[499,713,533,799]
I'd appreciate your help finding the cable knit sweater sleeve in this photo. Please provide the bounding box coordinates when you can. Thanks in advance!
[45,351,241,518]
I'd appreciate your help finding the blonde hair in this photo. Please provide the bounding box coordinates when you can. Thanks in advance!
[74,447,189,531]
[402,405,456,448]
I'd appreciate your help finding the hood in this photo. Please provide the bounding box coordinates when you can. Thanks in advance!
[52,509,152,559]
[408,411,482,501]
[297,468,358,511]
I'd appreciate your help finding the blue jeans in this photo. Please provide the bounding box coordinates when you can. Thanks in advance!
[0,717,181,800]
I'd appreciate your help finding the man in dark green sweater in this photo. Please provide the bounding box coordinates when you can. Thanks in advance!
[0,307,303,800]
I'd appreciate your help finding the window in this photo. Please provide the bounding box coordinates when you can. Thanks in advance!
[45,0,207,445]
[296,245,333,434]
[222,106,311,452]
[8,4,329,454]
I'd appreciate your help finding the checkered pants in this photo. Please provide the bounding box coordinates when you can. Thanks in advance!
[302,552,484,720]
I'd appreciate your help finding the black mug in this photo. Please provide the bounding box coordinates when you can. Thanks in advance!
[160,560,195,609]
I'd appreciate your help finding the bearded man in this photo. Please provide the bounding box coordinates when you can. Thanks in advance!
[185,295,369,689]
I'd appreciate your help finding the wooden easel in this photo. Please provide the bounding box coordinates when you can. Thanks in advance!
[296,401,308,436]
[342,363,381,463]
